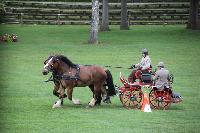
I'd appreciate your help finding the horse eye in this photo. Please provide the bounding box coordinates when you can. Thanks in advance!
[52,60,56,63]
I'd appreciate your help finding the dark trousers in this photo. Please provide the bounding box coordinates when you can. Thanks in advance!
[128,69,149,83]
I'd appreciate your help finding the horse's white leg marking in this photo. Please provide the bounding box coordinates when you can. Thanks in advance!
[88,98,96,107]
[52,99,62,109]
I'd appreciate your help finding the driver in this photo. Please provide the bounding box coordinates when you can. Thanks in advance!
[128,48,152,83]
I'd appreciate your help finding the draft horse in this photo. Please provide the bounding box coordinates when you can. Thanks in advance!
[42,55,116,107]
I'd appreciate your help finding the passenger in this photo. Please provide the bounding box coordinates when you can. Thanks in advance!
[128,48,152,83]
[153,62,170,90]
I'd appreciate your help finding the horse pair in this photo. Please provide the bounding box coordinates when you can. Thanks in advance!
[42,55,116,108]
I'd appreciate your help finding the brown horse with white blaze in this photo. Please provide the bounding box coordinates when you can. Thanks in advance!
[42,55,116,108]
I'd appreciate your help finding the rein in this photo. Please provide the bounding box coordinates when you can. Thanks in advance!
[44,75,54,82]
[105,65,132,69]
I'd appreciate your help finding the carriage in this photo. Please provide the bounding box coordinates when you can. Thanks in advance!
[43,55,182,109]
[118,71,182,110]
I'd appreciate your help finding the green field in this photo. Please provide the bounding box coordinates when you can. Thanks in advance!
[0,24,200,133]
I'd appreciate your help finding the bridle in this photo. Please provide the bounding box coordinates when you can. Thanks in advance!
[43,57,57,73]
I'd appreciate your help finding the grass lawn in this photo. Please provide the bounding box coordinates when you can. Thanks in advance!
[0,24,200,133]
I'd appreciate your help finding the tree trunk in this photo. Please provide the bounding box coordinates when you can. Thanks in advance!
[100,0,110,31]
[89,0,99,44]
[120,0,129,30]
[187,0,200,29]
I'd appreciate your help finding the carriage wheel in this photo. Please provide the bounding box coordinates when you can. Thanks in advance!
[149,89,172,110]
[119,88,143,109]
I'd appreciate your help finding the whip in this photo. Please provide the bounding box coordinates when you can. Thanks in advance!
[105,65,132,69]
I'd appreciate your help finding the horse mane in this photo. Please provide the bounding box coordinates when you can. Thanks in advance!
[54,55,76,67]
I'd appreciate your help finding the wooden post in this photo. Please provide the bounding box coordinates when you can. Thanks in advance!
[20,13,24,25]
[57,14,60,25]
[187,0,200,29]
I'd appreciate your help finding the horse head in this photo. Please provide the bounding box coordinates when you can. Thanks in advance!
[42,56,59,75]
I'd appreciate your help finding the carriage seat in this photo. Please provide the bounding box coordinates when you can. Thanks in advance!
[140,65,153,83]
[141,73,152,83]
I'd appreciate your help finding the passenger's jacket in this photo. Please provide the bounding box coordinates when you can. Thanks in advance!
[153,68,170,89]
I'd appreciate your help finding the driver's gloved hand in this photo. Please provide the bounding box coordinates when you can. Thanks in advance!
[128,64,135,69]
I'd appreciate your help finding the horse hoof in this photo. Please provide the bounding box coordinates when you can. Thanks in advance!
[103,99,111,104]
[95,102,101,106]
[86,105,93,108]
[52,104,61,109]
[52,100,62,109]
[103,97,111,104]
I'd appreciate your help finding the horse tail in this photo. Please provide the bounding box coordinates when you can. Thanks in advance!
[105,70,116,96]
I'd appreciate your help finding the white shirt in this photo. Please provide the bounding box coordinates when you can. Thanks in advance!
[135,55,151,70]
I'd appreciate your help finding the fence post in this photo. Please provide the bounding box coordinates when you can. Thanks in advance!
[163,14,166,26]
[20,13,24,25]
[57,13,60,25]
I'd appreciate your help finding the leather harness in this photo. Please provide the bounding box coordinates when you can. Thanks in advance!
[44,64,81,84]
